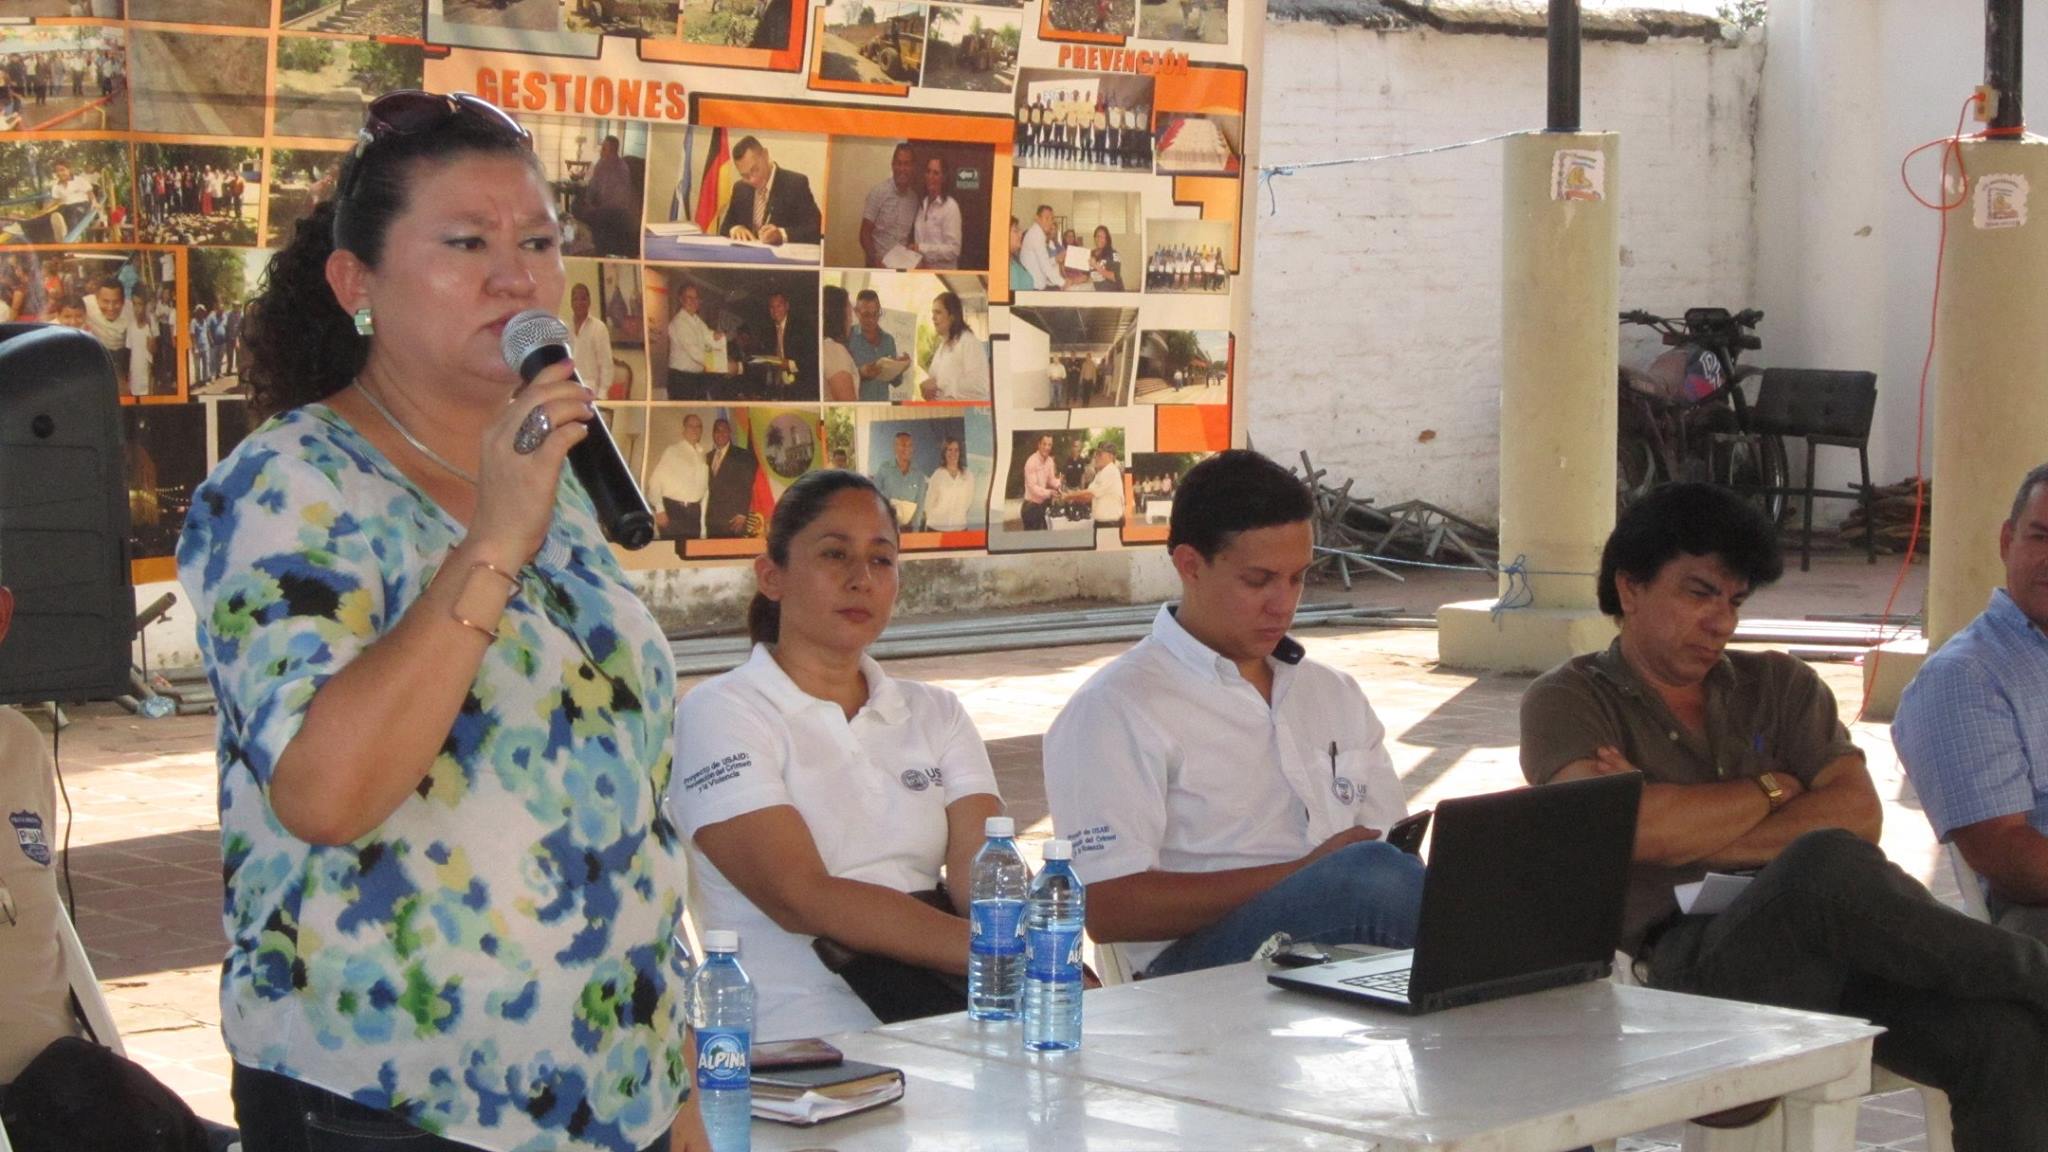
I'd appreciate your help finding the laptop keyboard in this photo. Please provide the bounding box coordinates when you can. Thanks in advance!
[1340,969,1411,996]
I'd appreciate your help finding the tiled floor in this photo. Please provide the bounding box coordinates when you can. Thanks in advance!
[29,553,1950,1147]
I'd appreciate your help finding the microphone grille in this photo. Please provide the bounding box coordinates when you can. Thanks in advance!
[501,309,572,371]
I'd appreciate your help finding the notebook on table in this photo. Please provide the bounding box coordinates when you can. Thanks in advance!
[750,1057,905,1126]
[1267,771,1642,1015]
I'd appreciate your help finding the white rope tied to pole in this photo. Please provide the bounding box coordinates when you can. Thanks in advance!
[1256,129,1541,215]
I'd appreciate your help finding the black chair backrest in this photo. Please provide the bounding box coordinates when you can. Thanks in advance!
[1750,368,1878,441]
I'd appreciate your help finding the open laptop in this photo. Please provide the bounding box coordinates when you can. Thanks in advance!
[1268,772,1642,1014]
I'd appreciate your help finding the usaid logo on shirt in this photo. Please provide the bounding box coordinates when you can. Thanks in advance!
[1331,777,1356,805]
[900,766,943,792]
[11,811,49,866]
[1072,824,1117,855]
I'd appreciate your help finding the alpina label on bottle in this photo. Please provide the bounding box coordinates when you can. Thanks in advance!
[1027,925,1082,983]
[696,1028,750,1090]
[972,898,1026,956]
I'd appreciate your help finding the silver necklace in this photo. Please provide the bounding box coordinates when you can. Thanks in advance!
[354,381,478,486]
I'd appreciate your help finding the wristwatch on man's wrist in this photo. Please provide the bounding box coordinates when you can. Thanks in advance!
[1755,772,1787,810]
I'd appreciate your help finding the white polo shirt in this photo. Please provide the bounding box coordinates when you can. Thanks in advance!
[1043,605,1407,975]
[670,644,1001,1041]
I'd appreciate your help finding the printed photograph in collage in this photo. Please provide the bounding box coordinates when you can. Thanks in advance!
[560,259,649,401]
[854,405,994,535]
[919,6,1019,94]
[812,0,927,89]
[0,25,128,133]
[678,0,796,50]
[999,425,1125,538]
[129,29,267,136]
[0,138,131,244]
[646,264,821,404]
[823,136,994,274]
[527,114,650,259]
[1136,0,1225,43]
[0,247,180,399]
[282,0,425,37]
[822,270,989,403]
[1010,187,1139,293]
[643,124,823,265]
[186,246,271,399]
[1008,305,1138,409]
[272,35,424,141]
[1013,69,1153,174]
[264,146,346,246]
[128,0,270,27]
[135,143,260,246]
[1135,329,1229,405]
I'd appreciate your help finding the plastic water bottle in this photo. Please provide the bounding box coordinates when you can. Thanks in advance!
[691,930,753,1152]
[1023,838,1085,1052]
[968,816,1031,1021]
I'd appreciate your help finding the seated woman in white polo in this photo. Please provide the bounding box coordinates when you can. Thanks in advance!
[669,469,1006,1041]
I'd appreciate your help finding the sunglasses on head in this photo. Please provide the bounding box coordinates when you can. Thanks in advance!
[338,90,530,199]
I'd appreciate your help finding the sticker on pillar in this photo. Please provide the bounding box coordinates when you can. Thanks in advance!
[1974,174,2028,230]
[1551,150,1604,203]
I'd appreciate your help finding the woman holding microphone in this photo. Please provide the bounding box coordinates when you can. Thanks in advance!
[179,91,703,1152]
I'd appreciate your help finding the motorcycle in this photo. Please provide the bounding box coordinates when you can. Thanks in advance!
[1616,307,1787,523]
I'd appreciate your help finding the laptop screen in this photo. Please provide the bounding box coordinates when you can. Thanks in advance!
[1408,773,1642,995]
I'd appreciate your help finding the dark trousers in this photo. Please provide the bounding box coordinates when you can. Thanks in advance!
[1022,499,1050,530]
[1644,830,2048,1152]
[233,1065,671,1152]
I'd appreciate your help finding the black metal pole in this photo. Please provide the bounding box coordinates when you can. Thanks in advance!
[1987,0,2024,132]
[1548,0,1581,132]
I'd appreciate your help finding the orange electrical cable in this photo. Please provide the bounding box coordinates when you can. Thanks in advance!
[1859,93,2000,721]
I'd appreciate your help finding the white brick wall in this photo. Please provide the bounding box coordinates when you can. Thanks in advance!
[1248,23,1764,522]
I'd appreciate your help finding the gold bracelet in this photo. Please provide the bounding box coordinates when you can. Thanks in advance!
[446,560,522,642]
[471,560,522,591]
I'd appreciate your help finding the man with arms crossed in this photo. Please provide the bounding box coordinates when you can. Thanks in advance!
[1045,450,1422,978]
[1520,483,2048,1148]
[1896,463,2048,941]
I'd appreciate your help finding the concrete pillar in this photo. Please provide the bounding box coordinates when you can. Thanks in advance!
[1439,132,1620,671]
[1865,137,2048,716]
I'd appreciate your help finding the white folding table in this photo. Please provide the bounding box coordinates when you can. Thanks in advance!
[842,961,1882,1152]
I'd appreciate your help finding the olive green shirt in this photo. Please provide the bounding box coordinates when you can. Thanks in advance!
[1520,640,1864,953]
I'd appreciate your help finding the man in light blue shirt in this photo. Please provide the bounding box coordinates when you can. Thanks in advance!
[1896,462,2048,940]
[846,290,900,403]
[872,432,927,531]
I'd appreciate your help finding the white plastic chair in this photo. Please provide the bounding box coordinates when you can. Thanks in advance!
[1946,841,1993,923]
[0,901,243,1152]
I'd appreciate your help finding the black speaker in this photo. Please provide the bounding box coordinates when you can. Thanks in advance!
[0,323,132,706]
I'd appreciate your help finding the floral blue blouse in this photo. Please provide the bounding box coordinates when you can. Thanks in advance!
[178,405,686,1152]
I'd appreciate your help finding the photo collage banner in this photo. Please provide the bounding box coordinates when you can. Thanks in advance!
[0,0,1256,581]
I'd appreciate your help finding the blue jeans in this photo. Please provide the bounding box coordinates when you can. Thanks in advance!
[1145,840,1425,977]
[232,1065,671,1152]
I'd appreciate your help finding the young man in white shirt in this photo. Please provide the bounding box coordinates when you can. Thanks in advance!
[1044,449,1423,977]
[80,279,127,355]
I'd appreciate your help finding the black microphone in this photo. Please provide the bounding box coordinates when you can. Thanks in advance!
[500,309,655,550]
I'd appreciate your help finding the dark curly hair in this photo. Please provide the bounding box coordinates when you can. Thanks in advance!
[242,110,542,418]
[1598,483,1784,617]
